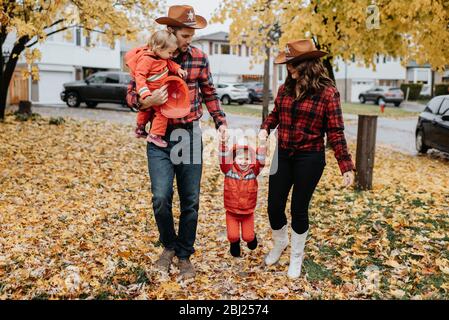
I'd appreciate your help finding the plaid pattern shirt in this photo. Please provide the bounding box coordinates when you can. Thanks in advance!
[126,46,227,129]
[261,85,355,174]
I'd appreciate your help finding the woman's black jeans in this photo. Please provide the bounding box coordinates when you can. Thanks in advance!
[268,148,326,234]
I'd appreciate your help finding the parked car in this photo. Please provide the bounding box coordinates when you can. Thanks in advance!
[415,95,449,154]
[359,86,404,107]
[60,71,136,111]
[216,83,249,105]
[241,82,273,104]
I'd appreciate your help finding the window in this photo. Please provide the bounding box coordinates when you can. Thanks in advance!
[89,74,106,84]
[233,85,247,89]
[214,43,219,55]
[221,44,230,55]
[218,84,228,88]
[238,45,242,57]
[246,46,250,57]
[209,42,213,55]
[121,74,132,84]
[426,97,444,114]
[278,65,284,82]
[76,28,82,46]
[105,73,119,84]
[438,99,449,115]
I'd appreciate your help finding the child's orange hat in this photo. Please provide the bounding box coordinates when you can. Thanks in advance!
[161,76,191,119]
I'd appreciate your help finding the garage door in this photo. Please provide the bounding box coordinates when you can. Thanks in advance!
[38,71,73,104]
[351,80,375,103]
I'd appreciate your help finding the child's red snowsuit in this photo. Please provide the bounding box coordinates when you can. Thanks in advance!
[125,46,181,136]
[219,143,267,243]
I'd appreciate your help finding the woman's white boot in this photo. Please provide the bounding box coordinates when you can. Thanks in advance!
[287,229,308,279]
[265,225,289,266]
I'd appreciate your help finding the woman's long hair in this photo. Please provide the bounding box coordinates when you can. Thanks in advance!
[283,58,335,100]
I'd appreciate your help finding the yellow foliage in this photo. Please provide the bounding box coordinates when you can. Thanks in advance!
[214,0,449,70]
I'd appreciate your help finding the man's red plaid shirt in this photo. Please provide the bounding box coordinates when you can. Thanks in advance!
[126,46,227,129]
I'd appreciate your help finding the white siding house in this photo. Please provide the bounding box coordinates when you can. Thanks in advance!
[334,56,406,103]
[5,28,121,105]
[192,32,271,86]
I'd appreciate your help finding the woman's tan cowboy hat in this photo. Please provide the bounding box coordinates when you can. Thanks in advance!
[274,39,328,64]
[156,5,207,29]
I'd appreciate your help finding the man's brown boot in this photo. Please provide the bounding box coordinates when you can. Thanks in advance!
[155,248,175,272]
[178,258,196,280]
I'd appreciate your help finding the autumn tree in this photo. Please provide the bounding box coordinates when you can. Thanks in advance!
[215,0,449,100]
[0,0,163,120]
[213,0,283,121]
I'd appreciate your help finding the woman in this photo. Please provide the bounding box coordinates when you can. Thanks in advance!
[259,39,355,279]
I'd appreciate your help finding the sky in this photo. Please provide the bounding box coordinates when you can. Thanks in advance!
[164,0,231,36]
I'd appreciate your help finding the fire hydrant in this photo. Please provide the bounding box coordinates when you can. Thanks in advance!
[380,100,385,113]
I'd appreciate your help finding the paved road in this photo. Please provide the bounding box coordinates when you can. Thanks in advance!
[5,102,442,157]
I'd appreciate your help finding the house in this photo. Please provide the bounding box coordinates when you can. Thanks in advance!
[5,28,121,105]
[333,56,406,103]
[192,31,273,86]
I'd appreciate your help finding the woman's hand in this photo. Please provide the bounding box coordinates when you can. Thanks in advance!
[258,129,268,141]
[139,85,168,110]
[343,171,355,188]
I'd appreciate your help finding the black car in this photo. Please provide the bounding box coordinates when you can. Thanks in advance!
[60,71,135,110]
[242,82,273,104]
[359,86,404,107]
[416,95,449,154]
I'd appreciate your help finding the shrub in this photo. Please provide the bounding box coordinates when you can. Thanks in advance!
[400,84,423,101]
[49,117,65,125]
[435,84,449,96]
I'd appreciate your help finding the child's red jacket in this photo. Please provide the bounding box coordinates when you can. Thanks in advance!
[219,143,267,215]
[125,46,181,100]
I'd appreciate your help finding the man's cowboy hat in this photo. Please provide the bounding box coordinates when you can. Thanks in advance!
[274,39,327,65]
[156,5,207,29]
[160,76,191,119]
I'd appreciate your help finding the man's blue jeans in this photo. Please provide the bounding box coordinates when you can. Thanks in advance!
[147,123,203,259]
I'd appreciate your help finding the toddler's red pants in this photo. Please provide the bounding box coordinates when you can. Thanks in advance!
[226,211,255,243]
[136,105,168,137]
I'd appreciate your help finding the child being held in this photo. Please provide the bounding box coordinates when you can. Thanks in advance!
[219,138,267,257]
[125,30,187,148]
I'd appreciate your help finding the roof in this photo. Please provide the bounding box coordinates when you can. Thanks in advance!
[193,31,229,42]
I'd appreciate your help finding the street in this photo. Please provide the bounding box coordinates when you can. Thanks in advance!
[7,102,447,159]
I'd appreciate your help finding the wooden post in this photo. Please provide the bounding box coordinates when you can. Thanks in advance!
[356,115,378,190]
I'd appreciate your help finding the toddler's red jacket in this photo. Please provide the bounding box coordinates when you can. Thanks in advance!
[125,46,181,99]
[219,143,267,215]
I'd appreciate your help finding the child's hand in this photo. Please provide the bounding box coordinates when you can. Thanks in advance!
[178,68,188,78]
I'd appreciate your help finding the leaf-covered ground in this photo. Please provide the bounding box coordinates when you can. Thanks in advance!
[0,114,448,300]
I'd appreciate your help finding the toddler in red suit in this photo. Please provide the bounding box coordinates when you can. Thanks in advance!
[219,139,267,257]
[125,30,187,148]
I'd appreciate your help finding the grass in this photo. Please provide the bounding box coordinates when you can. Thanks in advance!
[221,104,262,118]
[341,103,420,118]
[221,102,420,118]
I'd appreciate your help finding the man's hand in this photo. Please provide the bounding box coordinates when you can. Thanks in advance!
[218,124,228,142]
[138,85,168,110]
[343,171,355,188]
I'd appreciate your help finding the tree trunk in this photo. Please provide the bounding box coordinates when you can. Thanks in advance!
[323,56,336,84]
[0,36,28,120]
[262,46,271,122]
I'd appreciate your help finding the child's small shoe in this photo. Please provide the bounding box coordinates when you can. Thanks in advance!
[247,235,258,250]
[147,133,168,148]
[135,125,148,138]
[230,240,241,257]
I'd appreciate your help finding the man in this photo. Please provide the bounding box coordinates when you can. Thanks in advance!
[126,5,227,280]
